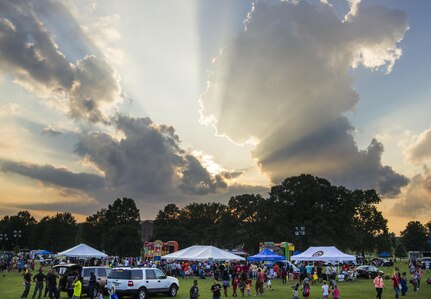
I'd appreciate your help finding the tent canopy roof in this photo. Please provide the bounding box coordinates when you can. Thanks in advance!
[162,245,245,261]
[290,246,355,262]
[248,248,286,261]
[57,243,107,258]
[378,252,392,257]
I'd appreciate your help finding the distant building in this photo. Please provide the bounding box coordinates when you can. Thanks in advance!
[141,220,154,242]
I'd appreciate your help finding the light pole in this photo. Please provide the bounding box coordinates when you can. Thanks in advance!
[295,226,305,252]
[0,233,8,251]
[13,230,21,252]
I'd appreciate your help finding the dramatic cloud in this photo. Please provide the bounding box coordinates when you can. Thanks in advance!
[1,160,105,190]
[405,127,431,164]
[75,114,228,196]
[0,0,121,123]
[200,0,409,196]
[391,166,431,218]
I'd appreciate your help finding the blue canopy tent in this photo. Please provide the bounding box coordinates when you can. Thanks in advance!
[247,248,286,262]
[379,252,391,258]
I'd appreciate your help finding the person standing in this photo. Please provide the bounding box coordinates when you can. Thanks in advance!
[71,275,82,299]
[190,279,199,299]
[400,272,408,296]
[88,271,97,299]
[281,267,287,285]
[332,284,340,299]
[391,268,401,299]
[21,268,32,298]
[46,269,58,299]
[255,269,264,295]
[221,269,230,297]
[32,268,46,299]
[321,280,330,299]
[373,272,384,299]
[410,269,419,294]
[301,277,310,299]
[211,280,222,299]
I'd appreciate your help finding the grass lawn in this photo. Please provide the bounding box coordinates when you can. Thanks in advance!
[1,263,430,299]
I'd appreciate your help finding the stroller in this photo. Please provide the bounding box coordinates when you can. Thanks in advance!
[337,270,357,281]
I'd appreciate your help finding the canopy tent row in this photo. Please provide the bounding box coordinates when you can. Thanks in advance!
[162,245,245,261]
[57,243,107,258]
[291,246,355,263]
[248,248,286,262]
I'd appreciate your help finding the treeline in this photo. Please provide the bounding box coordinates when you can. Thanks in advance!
[0,198,142,257]
[153,175,431,255]
[1,175,430,257]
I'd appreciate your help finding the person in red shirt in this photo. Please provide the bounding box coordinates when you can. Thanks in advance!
[391,268,401,299]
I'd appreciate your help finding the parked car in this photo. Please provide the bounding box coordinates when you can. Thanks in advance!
[356,265,384,279]
[420,257,431,270]
[106,267,179,299]
[53,264,111,297]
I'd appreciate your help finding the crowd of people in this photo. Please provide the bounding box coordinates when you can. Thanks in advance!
[1,252,431,299]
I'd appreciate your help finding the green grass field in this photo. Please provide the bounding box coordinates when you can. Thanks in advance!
[1,263,430,299]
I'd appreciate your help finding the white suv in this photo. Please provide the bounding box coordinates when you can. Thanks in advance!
[106,267,179,299]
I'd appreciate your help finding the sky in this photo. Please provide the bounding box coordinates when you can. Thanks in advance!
[0,0,430,234]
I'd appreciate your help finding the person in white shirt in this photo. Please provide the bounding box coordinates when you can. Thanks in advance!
[321,280,330,299]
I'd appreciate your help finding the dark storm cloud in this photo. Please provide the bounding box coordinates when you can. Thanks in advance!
[200,0,409,196]
[179,154,227,195]
[255,118,408,196]
[0,0,120,123]
[75,114,228,196]
[1,160,105,191]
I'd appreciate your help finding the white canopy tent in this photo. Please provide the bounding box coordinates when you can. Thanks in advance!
[290,246,355,263]
[161,245,245,261]
[57,243,107,258]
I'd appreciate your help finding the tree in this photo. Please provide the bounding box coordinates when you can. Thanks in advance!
[0,211,36,250]
[268,175,366,251]
[400,221,428,251]
[227,194,267,252]
[394,243,407,258]
[77,209,107,248]
[101,198,141,257]
[349,189,388,256]
[153,204,183,242]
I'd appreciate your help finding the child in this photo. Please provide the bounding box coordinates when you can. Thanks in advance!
[266,271,272,290]
[332,285,339,299]
[321,280,330,299]
[232,275,239,297]
[246,280,251,296]
[109,286,119,299]
[190,280,199,299]
[292,282,299,299]
[312,271,318,285]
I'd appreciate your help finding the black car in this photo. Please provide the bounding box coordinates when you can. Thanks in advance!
[356,265,384,279]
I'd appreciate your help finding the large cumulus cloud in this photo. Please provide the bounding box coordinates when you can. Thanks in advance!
[391,166,431,218]
[200,0,409,196]
[405,128,431,164]
[0,0,120,123]
[75,114,227,196]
